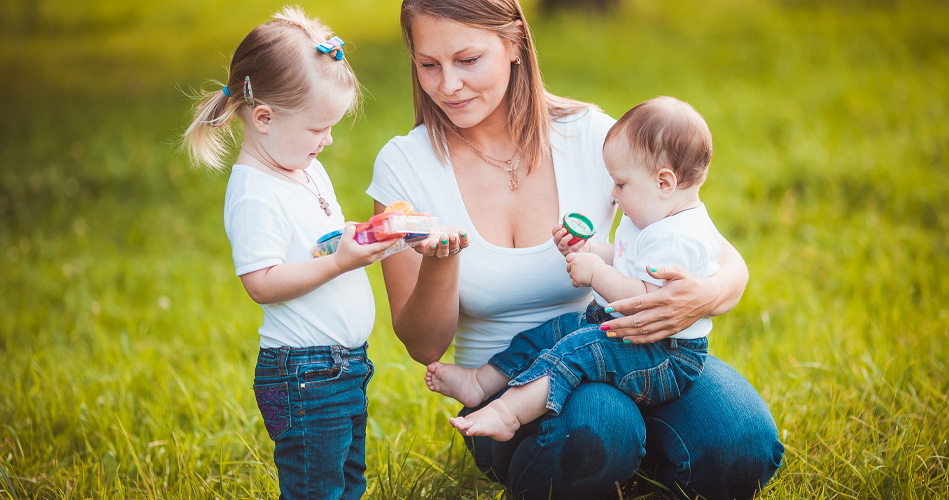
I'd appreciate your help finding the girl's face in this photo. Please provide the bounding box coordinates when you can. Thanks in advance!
[411,15,517,131]
[604,139,666,230]
[261,88,354,172]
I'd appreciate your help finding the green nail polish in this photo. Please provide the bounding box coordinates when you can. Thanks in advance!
[441,239,448,245]
[648,265,658,273]
[430,245,437,250]
[604,306,614,314]
[461,232,467,238]
[623,339,631,343]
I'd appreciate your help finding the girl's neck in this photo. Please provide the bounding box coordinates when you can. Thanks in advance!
[238,142,307,183]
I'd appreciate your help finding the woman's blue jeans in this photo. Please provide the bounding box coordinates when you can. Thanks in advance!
[462,313,784,500]
[253,344,374,500]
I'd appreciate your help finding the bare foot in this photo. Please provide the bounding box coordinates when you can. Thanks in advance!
[448,399,520,442]
[425,362,488,408]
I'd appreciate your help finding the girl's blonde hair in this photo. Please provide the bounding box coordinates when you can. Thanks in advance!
[400,0,592,172]
[184,6,359,170]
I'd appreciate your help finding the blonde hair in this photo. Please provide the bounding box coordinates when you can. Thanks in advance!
[400,0,591,172]
[183,6,359,170]
[606,96,713,189]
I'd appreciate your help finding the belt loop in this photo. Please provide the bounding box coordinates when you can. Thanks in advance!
[277,346,290,376]
[669,339,677,350]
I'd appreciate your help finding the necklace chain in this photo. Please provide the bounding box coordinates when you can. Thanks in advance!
[459,135,522,191]
[241,146,332,216]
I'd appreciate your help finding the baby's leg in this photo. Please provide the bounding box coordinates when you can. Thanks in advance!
[449,376,550,441]
[425,362,510,408]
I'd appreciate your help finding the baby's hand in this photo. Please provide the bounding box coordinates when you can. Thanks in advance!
[565,252,605,288]
[552,225,587,257]
[333,223,398,272]
[416,226,470,260]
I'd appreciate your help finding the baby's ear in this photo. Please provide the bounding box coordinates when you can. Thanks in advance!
[250,105,274,134]
[657,168,677,198]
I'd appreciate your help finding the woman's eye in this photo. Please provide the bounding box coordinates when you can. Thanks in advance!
[420,61,437,69]
[460,56,480,65]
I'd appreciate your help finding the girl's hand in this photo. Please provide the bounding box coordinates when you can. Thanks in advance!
[601,265,717,344]
[565,252,605,288]
[415,226,470,260]
[552,225,588,256]
[332,223,398,272]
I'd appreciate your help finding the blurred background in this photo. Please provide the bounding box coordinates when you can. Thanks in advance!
[1,0,947,498]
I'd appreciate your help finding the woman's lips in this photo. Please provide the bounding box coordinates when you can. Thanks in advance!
[444,97,474,110]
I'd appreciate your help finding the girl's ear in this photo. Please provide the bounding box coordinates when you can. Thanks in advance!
[250,105,274,134]
[657,168,677,199]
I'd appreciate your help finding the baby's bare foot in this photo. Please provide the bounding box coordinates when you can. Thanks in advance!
[449,400,520,442]
[425,362,487,408]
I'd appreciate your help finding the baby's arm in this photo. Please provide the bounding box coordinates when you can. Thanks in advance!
[565,252,655,303]
[551,225,614,264]
[240,223,395,304]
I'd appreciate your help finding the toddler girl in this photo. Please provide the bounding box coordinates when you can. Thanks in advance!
[183,7,394,499]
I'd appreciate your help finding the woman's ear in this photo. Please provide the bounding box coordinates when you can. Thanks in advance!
[250,105,274,134]
[657,168,678,199]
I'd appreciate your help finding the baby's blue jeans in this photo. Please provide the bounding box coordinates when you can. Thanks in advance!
[463,309,783,500]
[489,303,707,413]
[253,344,373,500]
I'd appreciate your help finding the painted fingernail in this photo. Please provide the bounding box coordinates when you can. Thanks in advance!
[441,239,448,245]
[604,306,614,314]
[430,245,437,250]
[606,331,616,338]
[600,324,610,331]
[461,232,467,238]
[623,339,631,344]
[648,265,658,273]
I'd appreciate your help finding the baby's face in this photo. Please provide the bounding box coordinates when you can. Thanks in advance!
[603,140,664,229]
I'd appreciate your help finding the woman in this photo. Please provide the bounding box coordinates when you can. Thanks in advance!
[367,1,784,498]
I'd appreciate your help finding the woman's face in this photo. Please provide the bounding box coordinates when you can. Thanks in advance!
[411,15,517,130]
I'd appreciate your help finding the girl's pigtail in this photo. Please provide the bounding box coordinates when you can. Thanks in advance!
[183,82,241,171]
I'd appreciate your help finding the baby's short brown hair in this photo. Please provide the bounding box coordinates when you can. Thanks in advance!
[605,96,713,188]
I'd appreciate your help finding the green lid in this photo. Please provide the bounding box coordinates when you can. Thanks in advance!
[562,213,595,238]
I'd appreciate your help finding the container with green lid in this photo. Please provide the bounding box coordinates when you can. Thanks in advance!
[562,213,596,245]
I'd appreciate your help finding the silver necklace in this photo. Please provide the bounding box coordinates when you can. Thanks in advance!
[241,146,332,216]
[459,135,522,191]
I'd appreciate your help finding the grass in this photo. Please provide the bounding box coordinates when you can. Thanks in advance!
[1,0,947,498]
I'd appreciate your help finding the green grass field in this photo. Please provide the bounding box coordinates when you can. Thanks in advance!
[2,0,947,498]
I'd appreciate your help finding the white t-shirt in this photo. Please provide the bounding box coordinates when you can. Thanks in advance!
[367,108,617,367]
[597,204,722,339]
[224,161,375,349]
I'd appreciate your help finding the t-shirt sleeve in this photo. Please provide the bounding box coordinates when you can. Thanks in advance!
[630,231,714,287]
[366,138,423,209]
[225,195,290,276]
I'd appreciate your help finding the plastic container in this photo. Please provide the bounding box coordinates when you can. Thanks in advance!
[561,212,596,245]
[312,201,439,259]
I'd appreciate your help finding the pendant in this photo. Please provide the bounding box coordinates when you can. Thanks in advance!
[509,171,520,191]
[319,197,332,216]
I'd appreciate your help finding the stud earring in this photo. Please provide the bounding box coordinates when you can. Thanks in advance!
[514,55,522,65]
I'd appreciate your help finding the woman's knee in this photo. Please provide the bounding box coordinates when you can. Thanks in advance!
[507,383,646,500]
[640,355,783,500]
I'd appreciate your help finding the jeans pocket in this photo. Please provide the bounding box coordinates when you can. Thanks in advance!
[253,381,291,440]
[617,358,681,407]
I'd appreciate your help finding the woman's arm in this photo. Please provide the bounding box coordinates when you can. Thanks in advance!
[601,236,747,343]
[375,201,468,364]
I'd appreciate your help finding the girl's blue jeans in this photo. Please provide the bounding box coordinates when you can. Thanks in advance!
[463,311,784,500]
[493,303,707,413]
[253,344,374,500]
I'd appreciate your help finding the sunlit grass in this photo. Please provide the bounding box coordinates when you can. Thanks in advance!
[2,0,947,498]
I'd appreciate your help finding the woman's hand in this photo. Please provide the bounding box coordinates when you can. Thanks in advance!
[601,265,719,344]
[552,225,588,256]
[415,226,470,259]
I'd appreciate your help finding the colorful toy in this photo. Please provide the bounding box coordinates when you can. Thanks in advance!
[313,202,438,259]
[561,212,596,245]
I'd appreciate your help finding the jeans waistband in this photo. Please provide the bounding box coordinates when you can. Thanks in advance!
[585,300,615,324]
[257,343,369,369]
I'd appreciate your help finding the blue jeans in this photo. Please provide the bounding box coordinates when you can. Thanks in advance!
[492,306,707,413]
[463,313,783,500]
[253,344,374,500]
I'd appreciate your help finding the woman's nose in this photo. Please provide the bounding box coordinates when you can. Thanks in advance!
[439,67,463,95]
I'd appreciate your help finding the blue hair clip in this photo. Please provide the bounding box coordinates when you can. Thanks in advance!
[222,85,231,97]
[317,36,345,61]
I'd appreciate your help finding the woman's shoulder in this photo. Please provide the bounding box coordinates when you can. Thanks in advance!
[379,124,433,154]
[552,106,615,131]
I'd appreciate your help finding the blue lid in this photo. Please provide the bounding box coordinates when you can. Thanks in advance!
[317,229,343,243]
